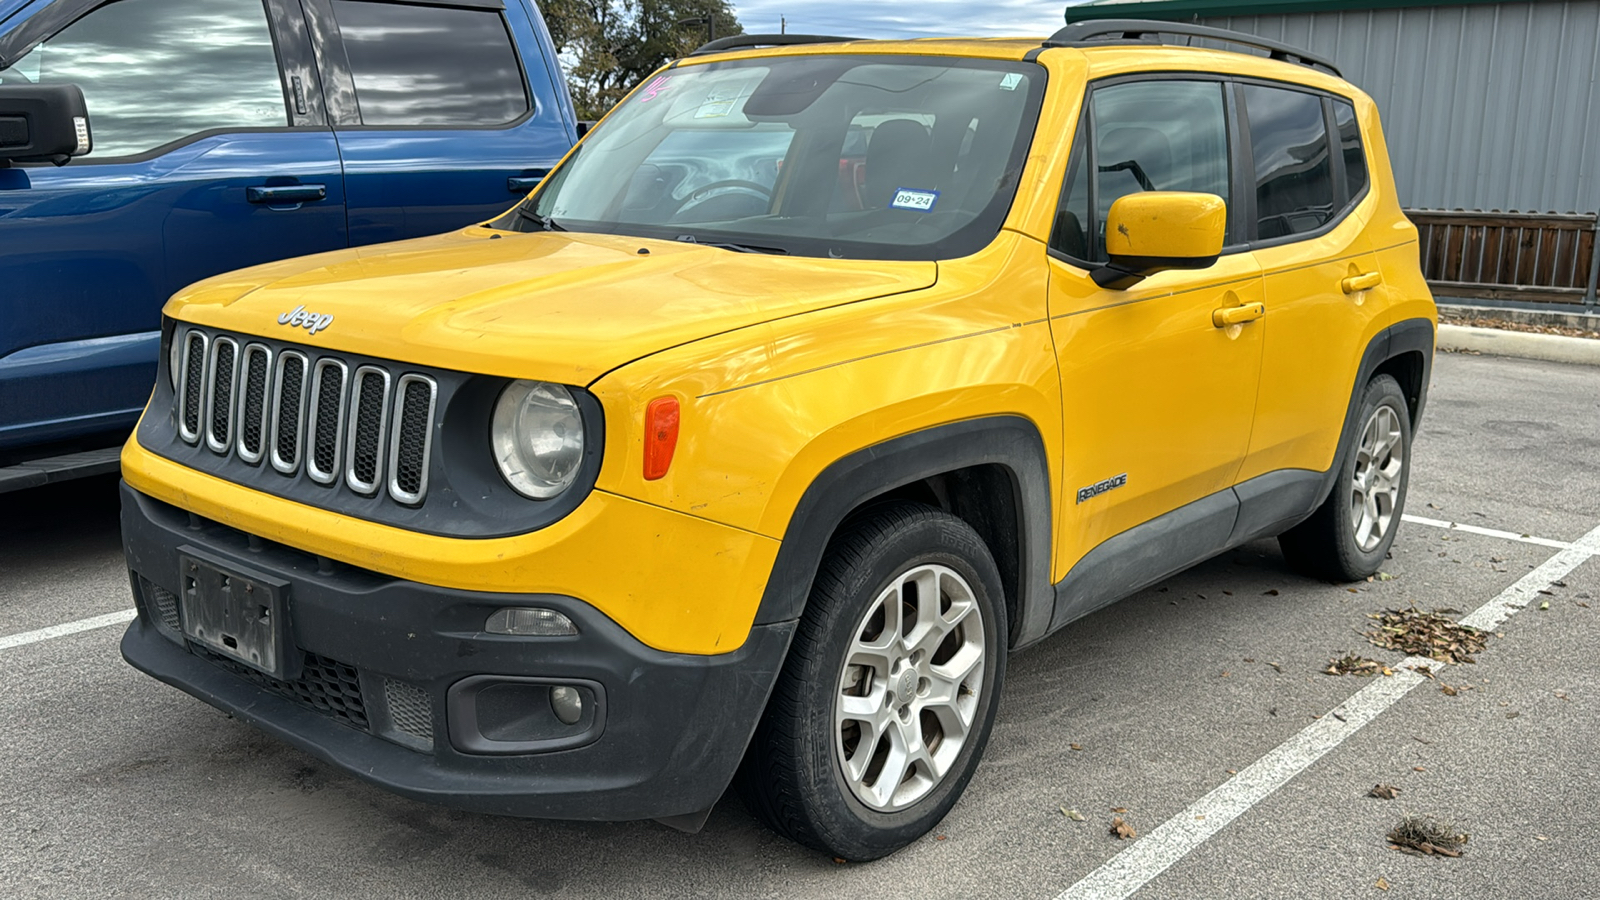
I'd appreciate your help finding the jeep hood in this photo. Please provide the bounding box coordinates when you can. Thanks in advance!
[167,227,937,385]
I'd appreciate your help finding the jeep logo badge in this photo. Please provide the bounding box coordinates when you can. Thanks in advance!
[278,305,334,335]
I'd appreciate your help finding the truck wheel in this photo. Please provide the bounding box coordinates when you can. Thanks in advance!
[737,502,1006,860]
[1280,374,1412,581]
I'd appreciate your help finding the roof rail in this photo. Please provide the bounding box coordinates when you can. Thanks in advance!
[691,33,862,56]
[1042,18,1341,77]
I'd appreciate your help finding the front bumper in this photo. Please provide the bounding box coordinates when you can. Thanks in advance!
[120,482,794,821]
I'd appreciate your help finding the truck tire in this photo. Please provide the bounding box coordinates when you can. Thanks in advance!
[736,502,1007,860]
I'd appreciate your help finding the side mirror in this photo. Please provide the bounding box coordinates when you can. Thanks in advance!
[0,84,91,166]
[1092,191,1226,290]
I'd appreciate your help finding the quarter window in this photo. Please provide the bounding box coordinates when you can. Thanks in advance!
[330,0,528,126]
[1079,80,1232,262]
[0,0,285,159]
[1243,85,1335,240]
[1333,99,1368,203]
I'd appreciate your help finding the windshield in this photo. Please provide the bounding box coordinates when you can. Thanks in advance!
[497,55,1046,260]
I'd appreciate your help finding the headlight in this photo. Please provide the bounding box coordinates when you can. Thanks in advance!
[491,380,585,499]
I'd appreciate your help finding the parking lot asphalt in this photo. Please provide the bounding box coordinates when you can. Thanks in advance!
[2,349,1597,900]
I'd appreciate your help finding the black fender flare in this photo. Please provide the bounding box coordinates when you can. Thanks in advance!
[752,415,1056,649]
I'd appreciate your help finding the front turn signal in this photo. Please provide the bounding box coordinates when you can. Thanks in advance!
[643,397,680,480]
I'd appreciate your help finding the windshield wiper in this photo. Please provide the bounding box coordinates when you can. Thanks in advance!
[516,206,566,232]
[674,235,788,255]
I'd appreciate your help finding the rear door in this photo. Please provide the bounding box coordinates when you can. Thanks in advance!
[301,0,575,246]
[0,0,345,450]
[1235,83,1384,482]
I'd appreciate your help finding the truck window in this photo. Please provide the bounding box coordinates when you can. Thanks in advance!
[329,0,529,126]
[0,0,285,159]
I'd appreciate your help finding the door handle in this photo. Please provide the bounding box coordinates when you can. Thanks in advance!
[246,184,327,204]
[1212,301,1265,328]
[1341,271,1382,293]
[508,171,549,193]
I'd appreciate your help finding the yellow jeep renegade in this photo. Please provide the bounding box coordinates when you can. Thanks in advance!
[120,20,1435,859]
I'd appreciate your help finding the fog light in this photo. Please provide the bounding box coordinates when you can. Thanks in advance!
[550,685,583,725]
[485,607,577,636]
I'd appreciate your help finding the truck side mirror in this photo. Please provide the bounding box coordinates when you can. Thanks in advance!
[1092,191,1226,290]
[0,84,91,166]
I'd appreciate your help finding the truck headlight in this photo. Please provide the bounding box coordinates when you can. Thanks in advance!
[491,380,585,499]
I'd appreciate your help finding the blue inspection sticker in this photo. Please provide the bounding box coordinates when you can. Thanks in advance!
[890,188,939,212]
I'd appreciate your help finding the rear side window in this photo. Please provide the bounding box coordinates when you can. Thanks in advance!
[0,0,284,159]
[1333,99,1368,202]
[1077,80,1232,261]
[331,0,528,126]
[1243,85,1334,240]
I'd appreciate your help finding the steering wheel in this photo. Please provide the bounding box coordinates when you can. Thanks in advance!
[671,179,773,216]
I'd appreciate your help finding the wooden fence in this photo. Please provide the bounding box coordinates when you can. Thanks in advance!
[1409,210,1599,307]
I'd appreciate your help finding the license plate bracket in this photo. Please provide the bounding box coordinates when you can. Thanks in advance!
[177,548,297,680]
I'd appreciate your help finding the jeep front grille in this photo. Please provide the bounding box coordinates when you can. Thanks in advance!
[173,326,437,506]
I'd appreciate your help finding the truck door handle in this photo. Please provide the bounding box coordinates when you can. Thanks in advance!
[246,184,327,204]
[1212,302,1265,328]
[508,171,550,193]
[1341,271,1383,293]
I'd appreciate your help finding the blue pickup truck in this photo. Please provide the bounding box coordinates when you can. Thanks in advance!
[0,0,577,490]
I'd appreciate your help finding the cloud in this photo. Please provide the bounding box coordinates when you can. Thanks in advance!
[731,0,1086,40]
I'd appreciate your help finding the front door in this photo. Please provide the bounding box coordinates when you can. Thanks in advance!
[0,0,346,451]
[1045,77,1265,587]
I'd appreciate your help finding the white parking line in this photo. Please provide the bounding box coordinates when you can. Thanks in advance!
[1053,521,1600,900]
[1401,513,1574,550]
[0,609,135,652]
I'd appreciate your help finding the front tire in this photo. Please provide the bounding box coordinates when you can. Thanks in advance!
[1280,374,1412,581]
[737,502,1007,860]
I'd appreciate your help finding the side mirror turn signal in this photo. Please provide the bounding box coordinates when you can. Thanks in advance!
[0,84,92,167]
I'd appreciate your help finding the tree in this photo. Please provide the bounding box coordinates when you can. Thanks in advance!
[542,0,743,120]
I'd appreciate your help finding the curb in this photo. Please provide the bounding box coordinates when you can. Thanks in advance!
[1436,324,1600,367]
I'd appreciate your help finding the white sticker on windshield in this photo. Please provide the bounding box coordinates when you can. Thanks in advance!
[890,188,939,212]
[695,99,736,119]
[999,72,1023,91]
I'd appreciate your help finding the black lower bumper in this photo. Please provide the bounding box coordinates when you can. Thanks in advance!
[119,482,794,821]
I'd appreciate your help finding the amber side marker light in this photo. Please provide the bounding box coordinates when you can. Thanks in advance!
[643,397,680,480]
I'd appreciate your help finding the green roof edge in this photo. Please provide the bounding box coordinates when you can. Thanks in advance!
[1064,0,1543,23]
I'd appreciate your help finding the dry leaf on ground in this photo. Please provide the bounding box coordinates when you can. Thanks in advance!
[1369,783,1401,800]
[1110,816,1137,840]
[1388,815,1468,857]
[1364,607,1489,664]
[1326,653,1386,676]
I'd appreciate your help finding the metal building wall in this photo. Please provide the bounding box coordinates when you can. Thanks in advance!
[1197,2,1600,214]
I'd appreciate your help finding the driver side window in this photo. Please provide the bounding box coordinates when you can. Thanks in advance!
[1055,80,1232,262]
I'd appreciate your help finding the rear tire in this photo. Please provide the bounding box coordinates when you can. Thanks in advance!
[736,502,1007,860]
[1279,374,1412,581]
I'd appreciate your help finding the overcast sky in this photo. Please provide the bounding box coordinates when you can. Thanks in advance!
[729,0,1103,40]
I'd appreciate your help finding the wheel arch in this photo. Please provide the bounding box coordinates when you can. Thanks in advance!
[1316,317,1434,507]
[752,416,1056,650]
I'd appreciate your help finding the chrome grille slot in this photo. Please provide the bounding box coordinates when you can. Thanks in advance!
[306,358,349,485]
[177,330,208,444]
[204,337,239,454]
[345,366,392,495]
[235,344,273,465]
[389,374,437,505]
[270,351,309,475]
[162,326,446,509]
